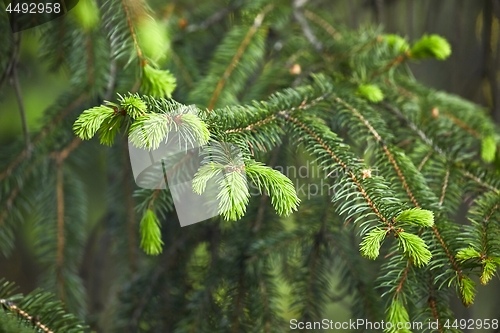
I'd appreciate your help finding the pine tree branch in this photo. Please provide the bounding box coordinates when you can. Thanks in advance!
[184,0,245,33]
[120,0,145,63]
[258,277,272,333]
[293,0,323,52]
[230,260,246,333]
[170,48,194,89]
[334,97,420,207]
[85,35,95,87]
[50,138,82,304]
[370,53,409,80]
[427,274,445,333]
[252,146,281,232]
[223,93,329,134]
[417,151,433,171]
[303,10,342,40]
[0,299,56,333]
[282,113,390,225]
[438,168,450,206]
[384,102,500,193]
[129,231,191,329]
[207,4,273,110]
[0,138,81,230]
[225,115,276,134]
[0,94,86,183]
[331,98,466,314]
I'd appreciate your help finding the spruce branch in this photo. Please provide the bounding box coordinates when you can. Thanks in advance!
[384,102,500,194]
[293,0,323,52]
[0,94,86,183]
[0,279,87,332]
[303,9,342,41]
[206,4,273,110]
[184,0,245,33]
[120,0,145,62]
[281,113,392,226]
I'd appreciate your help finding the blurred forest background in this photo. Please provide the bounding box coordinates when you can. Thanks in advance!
[1,0,500,331]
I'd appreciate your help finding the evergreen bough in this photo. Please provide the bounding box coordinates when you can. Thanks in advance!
[1,0,499,332]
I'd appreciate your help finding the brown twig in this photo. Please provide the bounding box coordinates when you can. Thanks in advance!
[283,114,390,225]
[0,299,55,333]
[303,10,342,40]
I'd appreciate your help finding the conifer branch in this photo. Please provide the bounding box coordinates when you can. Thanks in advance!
[0,94,86,183]
[440,110,481,138]
[120,0,145,62]
[282,114,390,225]
[417,151,433,171]
[85,35,95,87]
[252,146,281,232]
[184,1,245,33]
[51,137,82,304]
[370,52,409,79]
[293,0,323,52]
[384,102,500,193]
[230,263,246,333]
[427,275,445,333]
[438,168,450,206]
[303,10,342,40]
[334,97,420,207]
[170,49,194,89]
[225,115,276,134]
[207,4,273,110]
[331,97,467,312]
[0,299,55,333]
[0,138,81,233]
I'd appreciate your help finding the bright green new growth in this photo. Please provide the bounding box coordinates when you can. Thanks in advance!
[481,135,497,163]
[4,0,500,330]
[410,34,452,60]
[139,209,164,255]
[384,34,410,53]
[395,208,434,227]
[141,64,177,98]
[216,170,250,221]
[357,84,384,102]
[481,258,497,285]
[459,276,476,306]
[456,247,481,262]
[397,232,432,267]
[73,105,115,140]
[118,93,148,119]
[137,16,170,63]
[245,161,300,216]
[385,298,411,333]
[128,112,209,150]
[72,0,100,31]
[360,227,387,260]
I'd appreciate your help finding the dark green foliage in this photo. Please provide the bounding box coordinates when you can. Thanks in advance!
[1,0,500,332]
